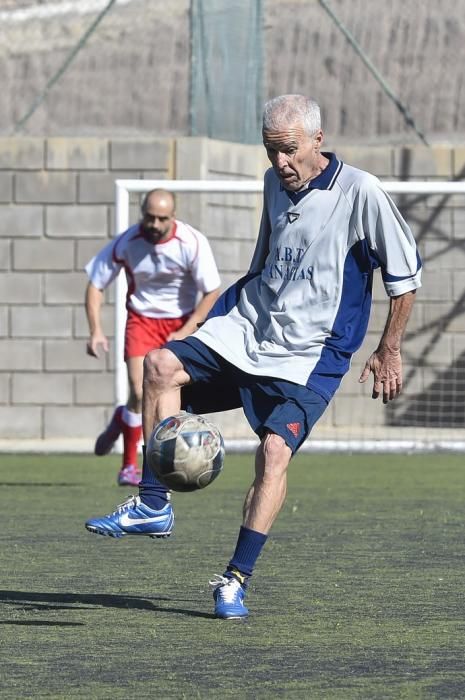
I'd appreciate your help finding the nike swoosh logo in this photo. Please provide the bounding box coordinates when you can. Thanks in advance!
[119,512,167,527]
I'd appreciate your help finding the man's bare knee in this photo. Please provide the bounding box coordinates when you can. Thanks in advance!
[263,432,288,454]
[144,348,174,382]
[261,433,292,475]
[143,348,187,391]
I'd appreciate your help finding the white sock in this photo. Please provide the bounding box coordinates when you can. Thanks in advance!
[122,407,142,427]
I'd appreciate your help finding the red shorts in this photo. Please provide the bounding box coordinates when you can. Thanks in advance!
[124,310,190,360]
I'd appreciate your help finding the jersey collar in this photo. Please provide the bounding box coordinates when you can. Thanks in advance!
[284,152,342,204]
[308,152,342,190]
[139,221,178,245]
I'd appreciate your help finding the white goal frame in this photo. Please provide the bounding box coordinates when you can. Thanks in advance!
[114,178,465,452]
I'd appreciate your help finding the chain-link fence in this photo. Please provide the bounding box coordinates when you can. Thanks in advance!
[2,0,465,144]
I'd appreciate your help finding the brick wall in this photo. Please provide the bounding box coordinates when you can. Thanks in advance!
[0,137,464,446]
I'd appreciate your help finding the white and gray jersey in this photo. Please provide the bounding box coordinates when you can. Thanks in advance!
[193,153,422,400]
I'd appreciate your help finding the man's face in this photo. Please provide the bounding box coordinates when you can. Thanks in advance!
[263,122,323,192]
[141,195,175,243]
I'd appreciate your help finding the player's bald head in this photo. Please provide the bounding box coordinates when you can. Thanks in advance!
[141,189,176,216]
[140,189,176,243]
[262,94,321,137]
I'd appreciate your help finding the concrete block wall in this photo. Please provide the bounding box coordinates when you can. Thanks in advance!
[0,137,464,445]
[0,137,175,442]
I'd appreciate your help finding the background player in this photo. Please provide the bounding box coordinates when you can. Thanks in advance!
[84,188,221,486]
[85,95,421,619]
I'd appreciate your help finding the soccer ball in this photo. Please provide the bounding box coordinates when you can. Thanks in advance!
[146,411,225,492]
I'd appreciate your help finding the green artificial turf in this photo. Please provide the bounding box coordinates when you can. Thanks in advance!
[0,452,465,699]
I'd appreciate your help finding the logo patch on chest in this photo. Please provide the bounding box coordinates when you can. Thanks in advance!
[287,212,300,223]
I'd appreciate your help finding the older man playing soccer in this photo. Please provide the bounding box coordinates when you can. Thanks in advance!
[86,94,421,619]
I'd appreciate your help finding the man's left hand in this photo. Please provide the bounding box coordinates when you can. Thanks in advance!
[359,348,403,403]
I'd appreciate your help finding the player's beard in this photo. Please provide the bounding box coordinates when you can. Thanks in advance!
[142,227,164,244]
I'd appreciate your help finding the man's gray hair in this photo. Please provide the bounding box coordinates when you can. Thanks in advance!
[262,94,321,136]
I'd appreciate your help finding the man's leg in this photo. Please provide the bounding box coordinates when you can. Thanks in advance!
[85,347,190,537]
[242,433,291,533]
[142,346,191,441]
[210,433,291,619]
[137,346,193,507]
[117,357,143,486]
[211,383,328,619]
[116,407,142,485]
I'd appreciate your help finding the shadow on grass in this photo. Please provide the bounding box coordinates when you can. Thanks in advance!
[0,620,85,627]
[0,590,215,619]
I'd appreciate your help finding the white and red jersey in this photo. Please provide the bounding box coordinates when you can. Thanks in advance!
[85,220,221,318]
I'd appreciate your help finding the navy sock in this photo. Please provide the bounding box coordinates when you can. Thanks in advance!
[138,445,170,511]
[226,526,268,583]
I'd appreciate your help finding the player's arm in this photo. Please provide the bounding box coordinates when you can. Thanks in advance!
[168,287,221,340]
[85,281,109,358]
[359,289,416,403]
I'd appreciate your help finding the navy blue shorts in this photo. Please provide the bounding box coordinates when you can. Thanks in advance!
[164,337,328,454]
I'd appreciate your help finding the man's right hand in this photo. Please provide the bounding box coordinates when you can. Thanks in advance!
[86,331,109,358]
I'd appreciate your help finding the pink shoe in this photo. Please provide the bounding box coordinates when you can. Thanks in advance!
[117,464,142,486]
[95,405,124,456]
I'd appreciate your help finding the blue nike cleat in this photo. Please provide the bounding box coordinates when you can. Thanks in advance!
[85,495,174,539]
[209,574,249,619]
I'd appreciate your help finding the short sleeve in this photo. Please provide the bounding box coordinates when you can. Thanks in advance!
[85,237,122,290]
[188,232,221,293]
[358,176,422,297]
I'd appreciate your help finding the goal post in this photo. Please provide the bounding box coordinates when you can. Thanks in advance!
[114,178,465,452]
